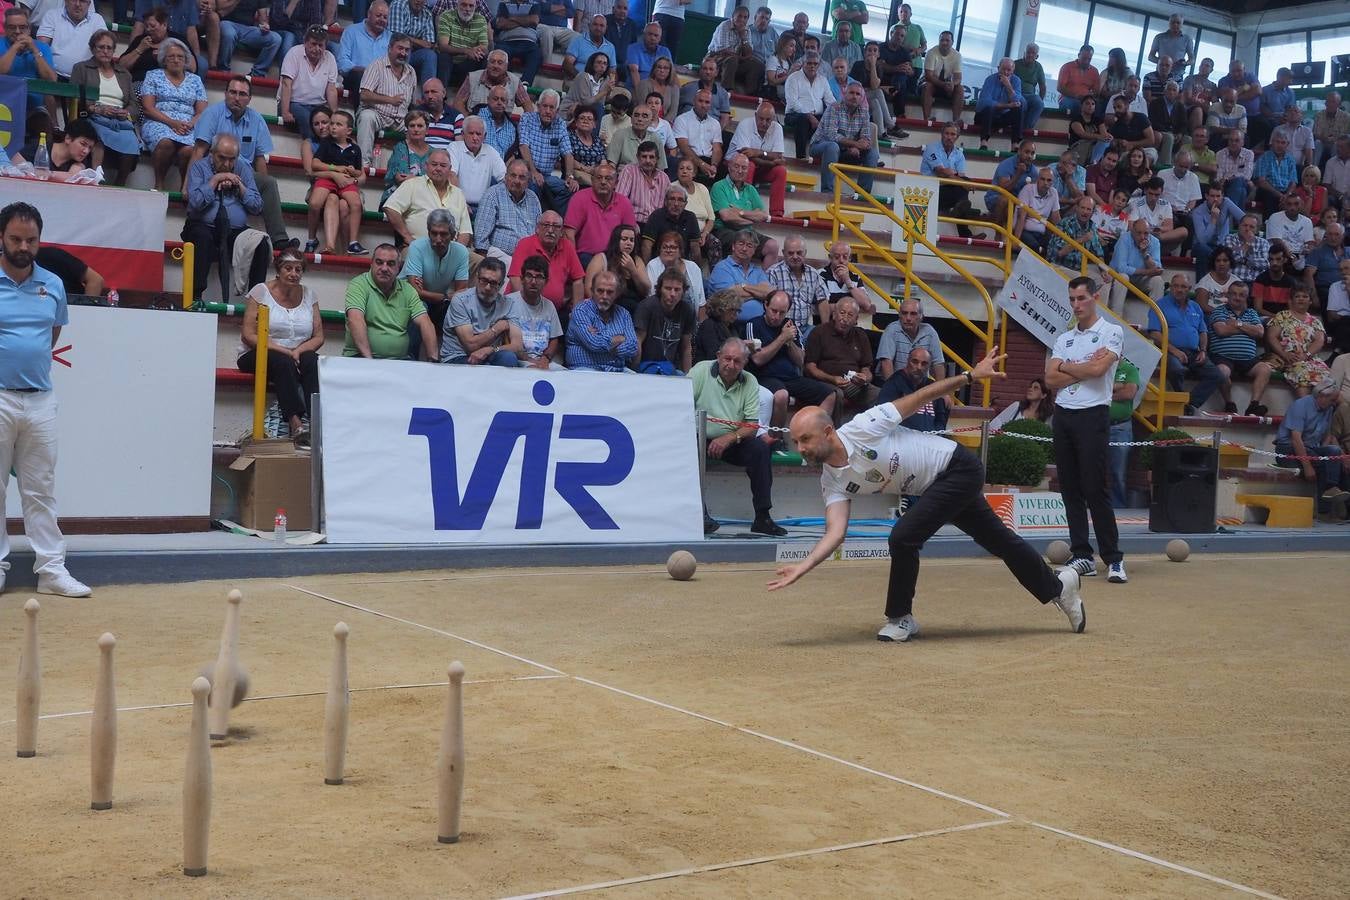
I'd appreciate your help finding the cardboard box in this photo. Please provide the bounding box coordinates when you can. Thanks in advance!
[229,440,313,532]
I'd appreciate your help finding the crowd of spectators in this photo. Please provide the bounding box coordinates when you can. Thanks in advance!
[8,0,1350,518]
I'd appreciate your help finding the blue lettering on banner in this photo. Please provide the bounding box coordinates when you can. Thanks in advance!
[408,381,635,531]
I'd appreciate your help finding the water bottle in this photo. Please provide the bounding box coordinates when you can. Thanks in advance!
[105,287,120,307]
[273,508,287,542]
[32,134,51,181]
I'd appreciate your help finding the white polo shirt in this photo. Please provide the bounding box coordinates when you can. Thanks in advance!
[37,7,107,77]
[673,110,722,157]
[1051,316,1124,410]
[447,141,507,207]
[820,403,957,507]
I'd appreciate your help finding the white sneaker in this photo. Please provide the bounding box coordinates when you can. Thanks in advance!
[37,571,92,598]
[1053,568,1086,633]
[1107,561,1128,584]
[877,614,920,642]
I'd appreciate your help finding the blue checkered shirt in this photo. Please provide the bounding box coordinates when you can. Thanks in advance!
[766,261,829,330]
[389,0,436,42]
[812,98,871,144]
[518,112,573,176]
[473,182,542,253]
[565,299,638,371]
[483,114,517,158]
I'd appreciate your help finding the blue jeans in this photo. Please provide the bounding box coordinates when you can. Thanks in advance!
[810,139,878,194]
[1108,418,1133,508]
[290,101,322,140]
[1224,178,1250,210]
[1058,96,1083,117]
[530,175,573,215]
[408,47,438,90]
[496,40,542,85]
[1275,441,1345,511]
[1022,92,1044,130]
[445,349,521,367]
[219,22,283,75]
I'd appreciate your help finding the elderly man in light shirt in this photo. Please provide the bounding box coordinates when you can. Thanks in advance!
[383,148,473,245]
[447,115,506,210]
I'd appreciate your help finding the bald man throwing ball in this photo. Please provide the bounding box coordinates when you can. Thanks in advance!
[768,348,1086,642]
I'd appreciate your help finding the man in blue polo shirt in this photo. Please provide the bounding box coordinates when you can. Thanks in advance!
[920,121,976,238]
[192,74,295,250]
[0,202,91,598]
[0,7,58,119]
[1147,273,1226,414]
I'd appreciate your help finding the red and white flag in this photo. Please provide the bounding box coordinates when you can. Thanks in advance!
[0,178,168,291]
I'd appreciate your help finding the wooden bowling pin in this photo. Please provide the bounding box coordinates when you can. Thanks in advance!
[183,677,213,877]
[208,590,243,740]
[323,622,350,785]
[90,633,118,810]
[436,661,466,844]
[16,598,40,758]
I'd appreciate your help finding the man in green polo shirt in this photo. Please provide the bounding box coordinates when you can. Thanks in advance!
[1107,357,1141,508]
[692,337,788,537]
[711,152,778,263]
[830,0,868,47]
[343,243,440,360]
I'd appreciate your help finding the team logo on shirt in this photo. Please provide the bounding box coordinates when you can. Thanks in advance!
[888,452,900,475]
[865,469,885,483]
[862,448,878,459]
[1091,335,1100,343]
[845,482,861,494]
[1065,338,1074,348]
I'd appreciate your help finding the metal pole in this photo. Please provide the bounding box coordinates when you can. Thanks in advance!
[251,305,270,442]
[980,420,990,469]
[310,393,323,534]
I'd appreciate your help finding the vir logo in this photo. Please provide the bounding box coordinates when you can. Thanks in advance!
[409,380,635,531]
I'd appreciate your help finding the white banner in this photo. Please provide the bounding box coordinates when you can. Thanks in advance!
[985,492,1069,532]
[994,252,1162,398]
[319,357,704,544]
[891,173,941,257]
[0,180,170,291]
[5,306,217,519]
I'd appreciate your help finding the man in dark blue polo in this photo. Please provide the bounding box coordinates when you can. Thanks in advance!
[0,202,91,598]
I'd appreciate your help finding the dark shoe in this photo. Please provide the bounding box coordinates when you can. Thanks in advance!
[750,515,788,537]
[278,237,301,251]
[1223,402,1238,413]
[704,515,720,535]
[1246,402,1268,416]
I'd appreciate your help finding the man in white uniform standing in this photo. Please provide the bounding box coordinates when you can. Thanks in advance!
[770,348,1085,642]
[1045,275,1126,583]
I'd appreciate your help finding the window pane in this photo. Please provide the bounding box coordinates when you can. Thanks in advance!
[1036,0,1093,79]
[1194,30,1234,79]
[956,3,996,73]
[1258,32,1308,83]
[1088,6,1147,82]
[907,0,959,53]
[1309,26,1350,87]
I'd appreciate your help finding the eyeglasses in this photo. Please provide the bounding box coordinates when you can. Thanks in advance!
[478,276,503,288]
[539,221,562,229]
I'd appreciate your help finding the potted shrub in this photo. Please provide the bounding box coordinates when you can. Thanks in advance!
[985,432,1051,487]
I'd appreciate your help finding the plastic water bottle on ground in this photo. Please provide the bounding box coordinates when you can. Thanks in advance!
[274,508,287,543]
[105,287,120,307]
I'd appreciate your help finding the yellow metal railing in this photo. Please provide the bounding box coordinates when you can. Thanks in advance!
[822,163,1173,430]
[251,305,270,441]
[170,243,195,308]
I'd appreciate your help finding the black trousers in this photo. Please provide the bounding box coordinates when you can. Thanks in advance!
[180,221,271,299]
[976,105,1022,143]
[885,445,1062,618]
[1052,405,1122,564]
[785,112,816,158]
[237,348,320,422]
[712,437,773,516]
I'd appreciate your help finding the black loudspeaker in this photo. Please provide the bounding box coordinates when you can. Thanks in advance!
[1149,445,1218,533]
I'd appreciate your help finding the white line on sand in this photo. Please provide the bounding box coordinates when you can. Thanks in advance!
[499,820,1011,899]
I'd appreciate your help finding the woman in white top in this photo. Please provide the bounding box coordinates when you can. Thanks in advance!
[764,34,800,101]
[237,250,324,444]
[989,377,1055,430]
[646,228,706,318]
[1194,246,1238,309]
[674,157,716,261]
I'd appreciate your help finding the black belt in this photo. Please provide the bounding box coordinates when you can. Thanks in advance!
[2,387,42,393]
